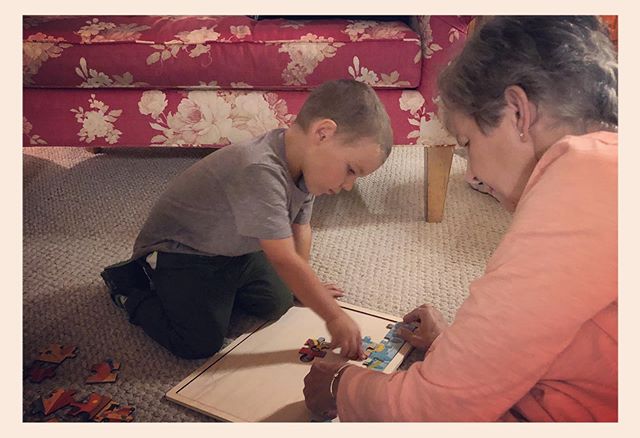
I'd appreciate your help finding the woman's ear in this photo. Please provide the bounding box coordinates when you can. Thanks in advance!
[504,85,535,141]
[310,118,338,143]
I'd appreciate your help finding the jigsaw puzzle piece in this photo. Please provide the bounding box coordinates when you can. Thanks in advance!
[25,360,58,383]
[360,321,419,371]
[67,392,113,421]
[85,359,121,384]
[361,336,378,357]
[30,388,77,417]
[298,337,330,362]
[36,344,78,364]
[298,346,327,362]
[93,401,135,422]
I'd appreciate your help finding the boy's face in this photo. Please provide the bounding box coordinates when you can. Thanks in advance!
[302,135,385,196]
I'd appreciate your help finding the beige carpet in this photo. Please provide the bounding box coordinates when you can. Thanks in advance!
[22,145,511,421]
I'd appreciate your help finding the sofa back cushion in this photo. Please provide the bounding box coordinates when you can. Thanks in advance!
[24,15,422,90]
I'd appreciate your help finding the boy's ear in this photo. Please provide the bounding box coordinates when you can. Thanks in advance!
[311,118,338,143]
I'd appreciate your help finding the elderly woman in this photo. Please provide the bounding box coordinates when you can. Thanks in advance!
[303,16,617,422]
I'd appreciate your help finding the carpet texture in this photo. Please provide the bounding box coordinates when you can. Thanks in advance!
[23,145,511,421]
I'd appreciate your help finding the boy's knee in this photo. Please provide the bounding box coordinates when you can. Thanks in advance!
[169,332,225,360]
[259,293,294,320]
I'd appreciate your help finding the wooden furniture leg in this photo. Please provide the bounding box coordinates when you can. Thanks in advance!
[424,144,455,223]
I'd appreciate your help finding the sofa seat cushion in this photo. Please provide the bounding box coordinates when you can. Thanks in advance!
[24,16,422,90]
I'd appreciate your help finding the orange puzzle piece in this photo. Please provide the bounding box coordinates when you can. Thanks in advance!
[85,359,120,384]
[93,401,135,422]
[31,388,77,417]
[68,392,113,420]
[36,344,78,364]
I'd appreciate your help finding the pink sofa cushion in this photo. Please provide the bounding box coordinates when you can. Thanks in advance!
[24,16,422,90]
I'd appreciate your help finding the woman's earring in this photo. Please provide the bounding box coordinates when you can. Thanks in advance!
[519,132,525,140]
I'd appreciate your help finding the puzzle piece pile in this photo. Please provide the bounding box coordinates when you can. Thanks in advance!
[25,344,78,383]
[360,322,417,371]
[298,337,331,362]
[24,343,134,422]
[28,388,135,422]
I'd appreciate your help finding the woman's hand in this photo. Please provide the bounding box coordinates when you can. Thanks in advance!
[323,282,345,298]
[326,313,364,360]
[303,358,349,420]
[396,304,448,350]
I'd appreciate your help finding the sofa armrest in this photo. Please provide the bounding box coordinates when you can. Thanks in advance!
[410,16,471,120]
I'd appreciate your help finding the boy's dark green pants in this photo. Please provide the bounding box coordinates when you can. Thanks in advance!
[123,251,294,359]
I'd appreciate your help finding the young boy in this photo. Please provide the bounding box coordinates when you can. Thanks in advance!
[101,79,393,360]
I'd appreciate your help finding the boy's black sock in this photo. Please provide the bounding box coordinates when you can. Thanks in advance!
[101,257,153,296]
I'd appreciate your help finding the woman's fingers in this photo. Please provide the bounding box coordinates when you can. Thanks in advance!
[396,326,422,347]
[402,304,429,323]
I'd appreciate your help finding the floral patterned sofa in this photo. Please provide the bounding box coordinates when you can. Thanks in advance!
[23,15,471,221]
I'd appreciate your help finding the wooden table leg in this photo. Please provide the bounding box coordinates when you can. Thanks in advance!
[424,144,454,223]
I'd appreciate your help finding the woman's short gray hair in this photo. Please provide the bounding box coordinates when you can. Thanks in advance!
[438,16,618,133]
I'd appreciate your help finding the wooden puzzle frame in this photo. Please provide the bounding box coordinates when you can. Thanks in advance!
[165,302,412,422]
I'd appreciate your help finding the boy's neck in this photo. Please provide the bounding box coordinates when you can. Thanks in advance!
[283,125,306,182]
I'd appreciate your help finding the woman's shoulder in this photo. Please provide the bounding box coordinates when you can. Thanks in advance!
[540,131,617,168]
[521,131,617,199]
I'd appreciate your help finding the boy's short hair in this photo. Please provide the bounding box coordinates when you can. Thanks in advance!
[294,79,393,158]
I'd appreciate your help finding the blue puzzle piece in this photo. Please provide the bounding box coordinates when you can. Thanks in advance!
[361,322,418,371]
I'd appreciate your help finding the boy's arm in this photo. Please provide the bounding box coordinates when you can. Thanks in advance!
[292,223,312,262]
[260,237,363,359]
[292,223,345,299]
[260,236,340,322]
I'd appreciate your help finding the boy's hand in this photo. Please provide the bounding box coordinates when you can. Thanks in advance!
[326,313,364,360]
[323,283,344,298]
[396,304,448,351]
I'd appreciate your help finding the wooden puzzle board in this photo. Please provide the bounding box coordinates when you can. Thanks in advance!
[165,303,412,422]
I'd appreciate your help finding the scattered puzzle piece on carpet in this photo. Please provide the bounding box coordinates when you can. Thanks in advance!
[93,401,135,422]
[36,344,78,364]
[26,360,58,383]
[85,359,120,384]
[30,388,77,417]
[298,337,330,362]
[67,392,113,421]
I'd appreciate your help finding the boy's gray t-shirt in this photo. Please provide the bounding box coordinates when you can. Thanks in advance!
[132,129,314,259]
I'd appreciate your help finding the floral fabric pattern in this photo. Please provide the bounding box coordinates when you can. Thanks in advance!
[399,91,455,145]
[70,94,123,144]
[342,20,410,42]
[23,16,420,89]
[76,18,151,44]
[23,33,72,85]
[138,90,293,146]
[277,34,345,86]
[348,56,411,88]
[23,15,471,148]
[23,117,47,145]
[76,57,148,88]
